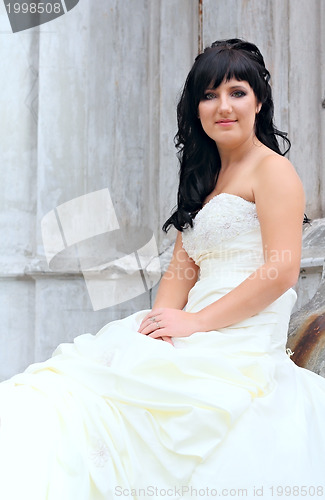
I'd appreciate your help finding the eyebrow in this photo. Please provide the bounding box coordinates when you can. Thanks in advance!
[205,84,249,92]
[228,84,248,90]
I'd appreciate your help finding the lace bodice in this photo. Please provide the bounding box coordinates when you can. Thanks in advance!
[182,193,260,266]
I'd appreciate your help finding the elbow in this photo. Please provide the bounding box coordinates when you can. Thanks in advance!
[264,261,300,292]
[276,264,300,291]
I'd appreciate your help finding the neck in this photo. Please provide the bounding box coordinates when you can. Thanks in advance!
[217,134,262,170]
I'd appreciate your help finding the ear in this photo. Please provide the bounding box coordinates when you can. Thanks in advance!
[256,103,262,114]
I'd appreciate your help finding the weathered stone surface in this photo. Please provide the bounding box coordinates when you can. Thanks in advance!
[287,219,325,377]
[0,0,198,380]
[1,0,325,382]
[202,0,325,220]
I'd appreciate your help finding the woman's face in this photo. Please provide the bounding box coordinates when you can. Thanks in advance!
[197,78,261,149]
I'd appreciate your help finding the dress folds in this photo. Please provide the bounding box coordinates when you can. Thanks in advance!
[0,193,324,500]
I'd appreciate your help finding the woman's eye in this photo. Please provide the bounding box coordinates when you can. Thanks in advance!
[232,90,246,98]
[203,92,216,100]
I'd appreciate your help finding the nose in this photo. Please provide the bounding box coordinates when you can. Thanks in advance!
[218,94,232,114]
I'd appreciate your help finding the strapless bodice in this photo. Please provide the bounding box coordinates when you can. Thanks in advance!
[182,193,264,280]
[181,192,297,355]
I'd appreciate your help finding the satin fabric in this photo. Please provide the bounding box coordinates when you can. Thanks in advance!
[0,195,325,500]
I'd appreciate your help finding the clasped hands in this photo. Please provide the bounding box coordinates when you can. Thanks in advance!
[137,308,202,345]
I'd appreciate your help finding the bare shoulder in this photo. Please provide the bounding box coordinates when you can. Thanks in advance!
[250,153,305,281]
[252,153,305,208]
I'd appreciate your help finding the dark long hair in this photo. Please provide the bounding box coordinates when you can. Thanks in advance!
[162,39,291,233]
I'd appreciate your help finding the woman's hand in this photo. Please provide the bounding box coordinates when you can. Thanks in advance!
[137,308,202,343]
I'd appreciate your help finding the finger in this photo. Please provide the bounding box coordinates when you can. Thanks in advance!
[144,317,165,335]
[161,336,173,345]
[154,336,171,343]
[138,313,163,333]
[143,309,162,320]
[139,322,161,336]
[138,314,152,331]
[147,327,168,339]
[138,317,157,333]
[138,322,147,333]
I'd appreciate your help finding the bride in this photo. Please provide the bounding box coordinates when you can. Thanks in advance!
[138,38,303,342]
[1,39,325,500]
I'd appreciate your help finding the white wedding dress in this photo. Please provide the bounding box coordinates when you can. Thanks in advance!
[0,193,325,500]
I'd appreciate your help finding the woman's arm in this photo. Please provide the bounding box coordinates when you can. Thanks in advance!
[139,155,305,339]
[152,231,199,310]
[138,231,199,340]
[196,155,305,331]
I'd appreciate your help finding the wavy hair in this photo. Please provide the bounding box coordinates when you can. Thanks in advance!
[162,39,291,233]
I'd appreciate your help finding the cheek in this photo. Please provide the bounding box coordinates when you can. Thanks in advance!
[197,103,212,123]
[239,104,257,124]
[197,103,204,119]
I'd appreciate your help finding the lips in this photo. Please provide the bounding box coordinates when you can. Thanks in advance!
[216,119,237,127]
[216,119,237,124]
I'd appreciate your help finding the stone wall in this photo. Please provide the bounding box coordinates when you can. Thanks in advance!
[0,0,324,380]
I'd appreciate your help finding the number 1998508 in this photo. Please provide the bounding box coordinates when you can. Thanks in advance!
[269,486,324,496]
[5,3,62,14]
